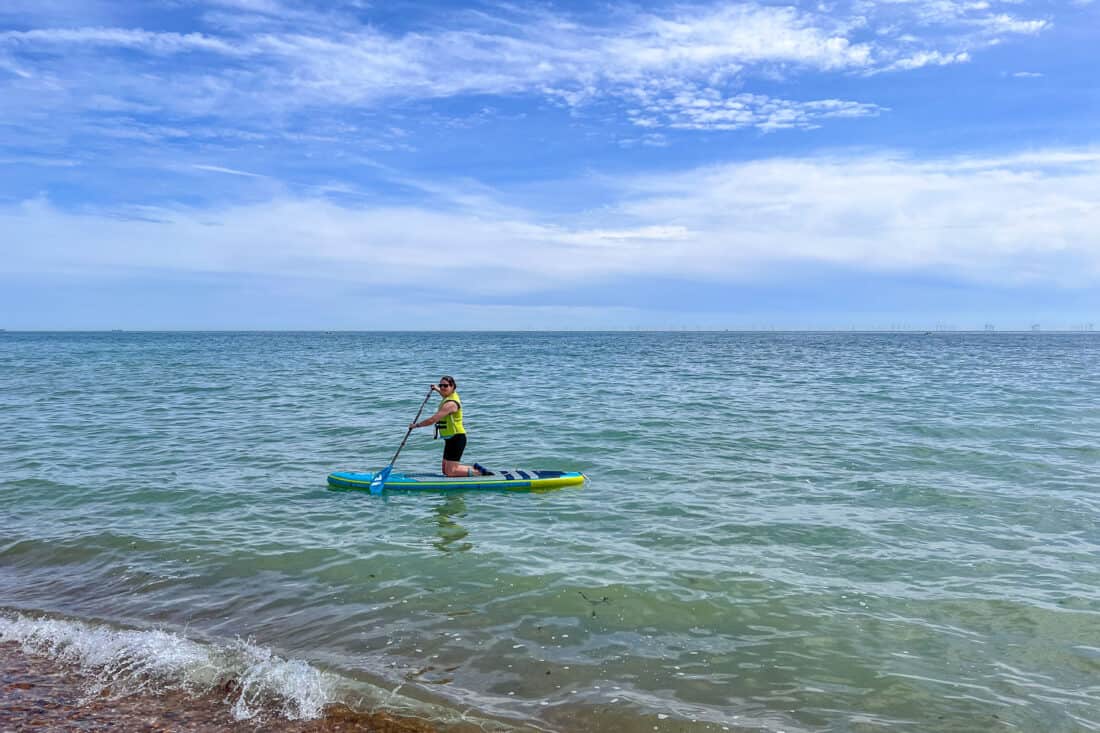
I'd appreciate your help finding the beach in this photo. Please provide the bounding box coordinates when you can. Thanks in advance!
[0,641,439,733]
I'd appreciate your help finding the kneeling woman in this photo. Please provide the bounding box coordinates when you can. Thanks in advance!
[410,376,493,477]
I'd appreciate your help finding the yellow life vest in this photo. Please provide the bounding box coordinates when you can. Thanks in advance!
[435,392,465,439]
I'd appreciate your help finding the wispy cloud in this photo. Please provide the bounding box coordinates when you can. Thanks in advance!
[972,14,1050,35]
[0,27,242,55]
[0,2,1089,329]
[882,50,971,71]
[0,51,31,78]
[628,88,885,131]
[856,0,1052,72]
[609,149,1100,285]
[4,148,1098,291]
[0,0,1055,138]
[191,164,268,178]
[600,4,873,72]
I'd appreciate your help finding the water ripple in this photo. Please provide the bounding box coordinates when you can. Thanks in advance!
[2,331,1099,731]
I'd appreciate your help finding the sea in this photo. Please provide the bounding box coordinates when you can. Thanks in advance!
[1,331,1098,732]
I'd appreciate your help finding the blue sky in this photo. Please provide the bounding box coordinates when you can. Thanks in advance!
[1,0,1098,330]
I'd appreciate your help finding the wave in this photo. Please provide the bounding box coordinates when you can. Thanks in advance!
[0,610,512,730]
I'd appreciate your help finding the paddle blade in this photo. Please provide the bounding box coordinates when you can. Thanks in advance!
[369,465,392,495]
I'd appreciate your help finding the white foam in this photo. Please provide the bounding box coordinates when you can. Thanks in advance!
[1,611,520,730]
[0,612,331,721]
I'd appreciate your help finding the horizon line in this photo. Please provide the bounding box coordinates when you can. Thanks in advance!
[2,328,1097,335]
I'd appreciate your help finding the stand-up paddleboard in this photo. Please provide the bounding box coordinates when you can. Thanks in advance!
[327,469,585,492]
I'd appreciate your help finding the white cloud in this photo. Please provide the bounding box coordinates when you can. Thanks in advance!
[229,4,873,111]
[603,5,873,73]
[858,0,1051,72]
[628,88,885,131]
[0,27,242,56]
[191,164,268,178]
[4,149,1099,291]
[972,14,1050,34]
[883,49,970,71]
[861,0,1045,31]
[618,132,670,148]
[560,225,693,245]
[611,149,1100,285]
[0,1,1056,134]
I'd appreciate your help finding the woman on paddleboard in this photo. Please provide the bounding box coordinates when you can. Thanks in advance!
[410,376,494,477]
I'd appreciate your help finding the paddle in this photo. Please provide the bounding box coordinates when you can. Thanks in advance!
[369,387,435,495]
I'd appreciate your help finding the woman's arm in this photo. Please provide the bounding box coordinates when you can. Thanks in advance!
[410,400,458,429]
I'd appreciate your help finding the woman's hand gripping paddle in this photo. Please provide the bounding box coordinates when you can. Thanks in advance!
[370,387,435,495]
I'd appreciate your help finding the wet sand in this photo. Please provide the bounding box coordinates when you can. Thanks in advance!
[0,641,440,732]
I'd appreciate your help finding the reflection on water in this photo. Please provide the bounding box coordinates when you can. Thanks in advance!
[432,495,472,553]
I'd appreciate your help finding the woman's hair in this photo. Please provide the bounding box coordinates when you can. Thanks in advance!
[440,375,456,388]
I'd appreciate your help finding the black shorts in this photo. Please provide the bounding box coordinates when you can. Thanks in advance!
[442,433,467,462]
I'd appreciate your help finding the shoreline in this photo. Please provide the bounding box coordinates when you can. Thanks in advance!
[0,641,443,733]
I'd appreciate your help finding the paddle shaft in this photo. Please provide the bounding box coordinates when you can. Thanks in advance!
[387,387,435,467]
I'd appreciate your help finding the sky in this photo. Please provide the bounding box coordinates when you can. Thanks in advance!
[1,0,1098,330]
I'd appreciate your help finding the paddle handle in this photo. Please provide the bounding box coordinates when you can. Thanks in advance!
[387,387,435,467]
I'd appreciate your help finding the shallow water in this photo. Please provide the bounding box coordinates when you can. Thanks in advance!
[2,331,1099,732]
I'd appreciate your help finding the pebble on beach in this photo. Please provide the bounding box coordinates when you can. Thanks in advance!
[0,641,441,733]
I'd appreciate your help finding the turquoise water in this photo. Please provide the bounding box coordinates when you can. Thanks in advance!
[2,331,1099,732]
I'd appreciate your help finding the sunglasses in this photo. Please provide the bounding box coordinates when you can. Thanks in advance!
[438,382,453,389]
